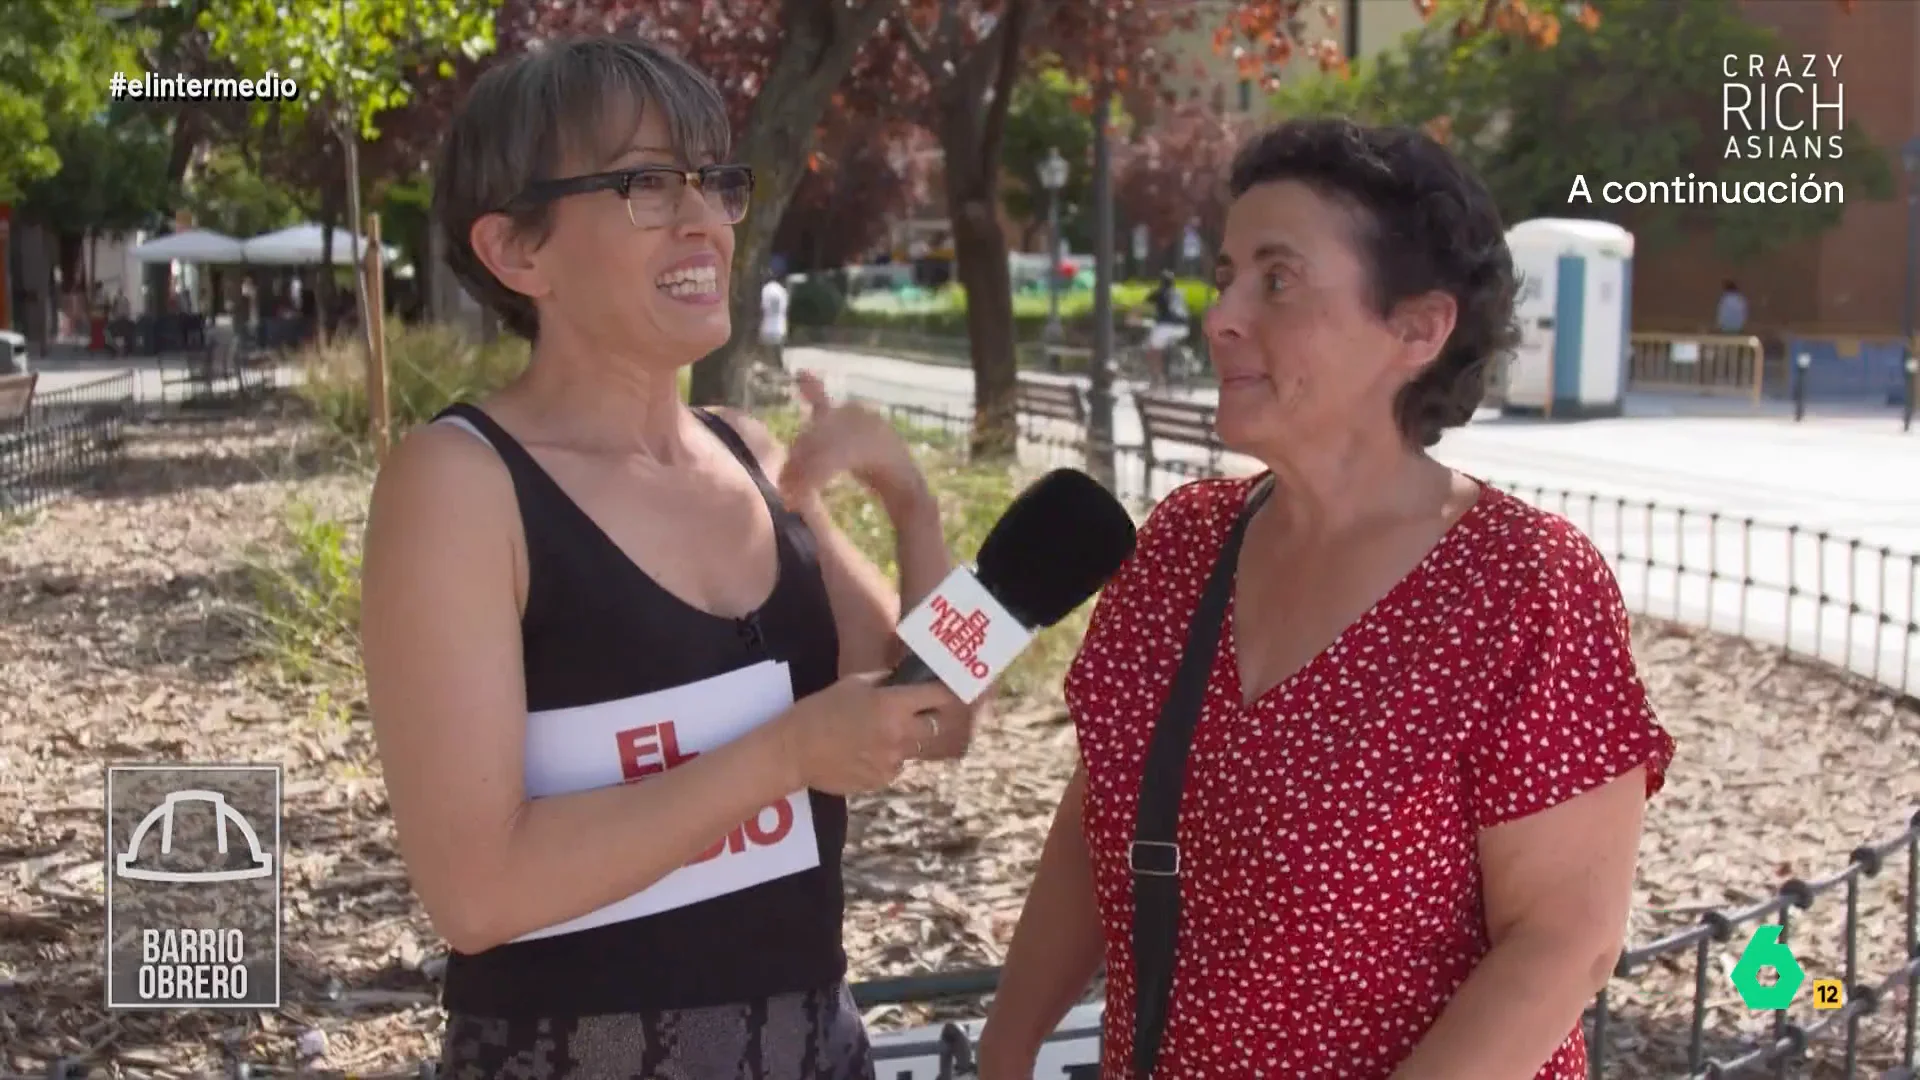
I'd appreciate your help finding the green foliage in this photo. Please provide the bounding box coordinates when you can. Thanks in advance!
[181,145,308,237]
[248,499,364,688]
[0,0,150,202]
[376,174,434,282]
[789,275,848,329]
[834,279,1216,343]
[200,0,498,142]
[1003,63,1116,252]
[18,108,174,231]
[297,321,531,450]
[1272,0,1894,260]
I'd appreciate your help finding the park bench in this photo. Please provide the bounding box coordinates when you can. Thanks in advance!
[1135,393,1223,484]
[1014,373,1087,430]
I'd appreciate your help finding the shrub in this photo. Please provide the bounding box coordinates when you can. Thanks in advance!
[789,274,847,328]
[246,499,363,691]
[298,322,530,449]
[836,277,1215,345]
[296,323,700,455]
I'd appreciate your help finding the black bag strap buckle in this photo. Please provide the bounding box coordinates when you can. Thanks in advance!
[1128,840,1180,877]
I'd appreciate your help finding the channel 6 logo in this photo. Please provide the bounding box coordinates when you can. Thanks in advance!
[1731,927,1844,1010]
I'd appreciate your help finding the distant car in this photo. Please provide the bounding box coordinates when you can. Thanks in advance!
[0,331,26,376]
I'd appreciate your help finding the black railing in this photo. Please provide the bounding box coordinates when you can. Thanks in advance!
[0,352,285,515]
[20,813,1912,1080]
[0,373,136,516]
[838,395,1920,703]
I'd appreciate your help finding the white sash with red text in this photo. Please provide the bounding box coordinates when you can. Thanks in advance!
[512,660,817,942]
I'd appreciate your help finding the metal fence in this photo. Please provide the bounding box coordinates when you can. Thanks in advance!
[833,394,1920,703]
[0,354,283,517]
[0,372,137,516]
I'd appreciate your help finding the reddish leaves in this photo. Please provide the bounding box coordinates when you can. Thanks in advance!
[1112,101,1248,259]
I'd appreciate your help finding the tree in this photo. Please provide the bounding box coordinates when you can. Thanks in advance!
[180,145,307,239]
[776,115,930,273]
[0,0,147,202]
[896,0,1350,458]
[1273,0,1891,260]
[16,109,175,289]
[895,0,1063,459]
[1113,101,1248,271]
[1001,63,1100,253]
[202,0,500,354]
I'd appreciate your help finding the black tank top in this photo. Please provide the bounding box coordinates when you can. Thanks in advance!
[431,402,847,1018]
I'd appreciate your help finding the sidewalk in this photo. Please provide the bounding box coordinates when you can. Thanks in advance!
[792,346,1920,696]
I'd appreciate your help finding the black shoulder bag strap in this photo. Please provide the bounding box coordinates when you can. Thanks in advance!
[1129,473,1275,1079]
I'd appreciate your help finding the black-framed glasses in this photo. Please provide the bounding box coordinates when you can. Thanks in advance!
[507,164,755,227]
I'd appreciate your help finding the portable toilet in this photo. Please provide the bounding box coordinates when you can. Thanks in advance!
[1499,218,1635,418]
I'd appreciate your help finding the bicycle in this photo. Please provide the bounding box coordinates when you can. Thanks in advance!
[1116,318,1204,394]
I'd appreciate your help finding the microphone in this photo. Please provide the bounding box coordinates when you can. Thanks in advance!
[883,468,1138,702]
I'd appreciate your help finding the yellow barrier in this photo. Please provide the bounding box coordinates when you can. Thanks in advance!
[1628,333,1766,403]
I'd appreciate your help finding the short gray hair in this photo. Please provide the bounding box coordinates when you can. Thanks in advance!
[433,35,732,341]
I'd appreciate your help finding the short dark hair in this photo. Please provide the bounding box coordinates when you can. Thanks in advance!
[1227,118,1519,447]
[433,36,731,341]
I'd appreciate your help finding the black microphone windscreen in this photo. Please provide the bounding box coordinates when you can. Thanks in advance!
[973,468,1138,629]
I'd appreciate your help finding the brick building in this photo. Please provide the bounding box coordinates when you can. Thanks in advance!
[1632,1,1919,338]
[1161,0,1919,339]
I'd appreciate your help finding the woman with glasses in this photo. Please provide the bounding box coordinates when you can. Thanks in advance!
[359,36,971,1079]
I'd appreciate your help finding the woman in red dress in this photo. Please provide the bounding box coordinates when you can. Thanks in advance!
[977,118,1675,1079]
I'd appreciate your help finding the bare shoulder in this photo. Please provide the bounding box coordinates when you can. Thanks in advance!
[363,420,521,591]
[703,405,788,469]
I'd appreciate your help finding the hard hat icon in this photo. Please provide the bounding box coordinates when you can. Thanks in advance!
[116,789,275,883]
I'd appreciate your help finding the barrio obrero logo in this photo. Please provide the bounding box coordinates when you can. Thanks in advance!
[1567,52,1846,208]
[106,765,282,1009]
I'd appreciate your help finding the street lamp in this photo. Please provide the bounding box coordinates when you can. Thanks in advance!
[1039,146,1070,345]
[1903,136,1920,432]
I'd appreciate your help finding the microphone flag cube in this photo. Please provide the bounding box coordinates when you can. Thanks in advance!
[894,566,1036,703]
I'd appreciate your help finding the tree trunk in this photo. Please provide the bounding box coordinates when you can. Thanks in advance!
[164,110,204,188]
[943,151,1019,461]
[338,118,376,363]
[688,0,902,409]
[317,193,340,347]
[922,0,1038,461]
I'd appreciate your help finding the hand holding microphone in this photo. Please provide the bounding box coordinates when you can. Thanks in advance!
[884,467,1139,698]
[777,673,956,796]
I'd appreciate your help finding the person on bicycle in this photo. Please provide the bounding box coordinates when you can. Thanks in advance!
[1144,269,1190,391]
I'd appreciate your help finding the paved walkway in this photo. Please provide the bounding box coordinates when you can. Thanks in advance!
[792,347,1920,696]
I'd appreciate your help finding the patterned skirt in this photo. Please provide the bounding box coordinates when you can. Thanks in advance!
[437,981,876,1080]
